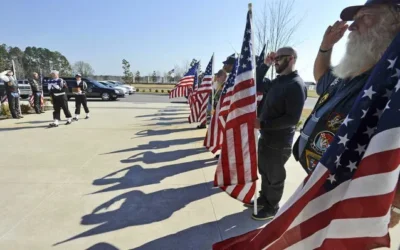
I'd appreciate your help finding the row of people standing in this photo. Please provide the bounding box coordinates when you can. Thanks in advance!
[0,70,90,126]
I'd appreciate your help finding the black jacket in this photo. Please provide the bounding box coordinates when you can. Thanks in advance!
[28,78,43,92]
[256,63,307,147]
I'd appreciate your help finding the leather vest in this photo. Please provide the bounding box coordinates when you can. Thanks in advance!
[30,79,43,92]
[293,77,367,174]
[5,76,18,93]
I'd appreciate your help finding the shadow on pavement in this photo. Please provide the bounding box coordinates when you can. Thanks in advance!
[16,120,51,125]
[149,117,186,121]
[134,128,195,138]
[0,125,49,131]
[55,182,219,246]
[135,113,188,118]
[86,243,119,250]
[91,159,217,194]
[120,148,207,165]
[149,120,189,126]
[132,209,267,250]
[102,137,204,155]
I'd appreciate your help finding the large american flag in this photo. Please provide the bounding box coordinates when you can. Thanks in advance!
[189,55,214,124]
[213,32,400,250]
[204,58,238,153]
[213,7,258,203]
[169,63,199,99]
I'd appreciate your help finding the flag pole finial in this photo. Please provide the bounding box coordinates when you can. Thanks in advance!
[248,3,252,10]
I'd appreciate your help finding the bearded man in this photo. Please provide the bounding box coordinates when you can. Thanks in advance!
[293,0,400,229]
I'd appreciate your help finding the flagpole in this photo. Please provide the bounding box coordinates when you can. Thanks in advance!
[248,2,258,216]
[12,60,22,115]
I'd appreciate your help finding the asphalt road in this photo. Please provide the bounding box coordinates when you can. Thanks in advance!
[119,93,318,109]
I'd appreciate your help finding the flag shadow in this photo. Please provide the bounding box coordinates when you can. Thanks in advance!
[54,182,219,246]
[102,137,204,155]
[91,159,217,194]
[120,148,207,165]
[135,113,188,118]
[86,243,119,250]
[0,125,50,132]
[148,120,189,126]
[149,117,186,121]
[132,209,267,250]
[134,128,195,138]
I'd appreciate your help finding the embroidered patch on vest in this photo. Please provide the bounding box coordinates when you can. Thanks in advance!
[305,150,321,173]
[311,131,335,155]
[318,93,329,105]
[327,112,345,132]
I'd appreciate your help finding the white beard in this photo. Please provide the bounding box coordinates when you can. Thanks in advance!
[333,22,394,79]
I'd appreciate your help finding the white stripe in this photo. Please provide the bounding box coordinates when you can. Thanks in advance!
[225,185,235,195]
[364,127,400,159]
[237,183,252,201]
[226,103,255,123]
[286,210,391,250]
[289,167,400,230]
[226,128,238,184]
[235,71,253,86]
[240,123,252,182]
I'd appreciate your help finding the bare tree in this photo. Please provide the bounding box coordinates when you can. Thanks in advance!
[73,61,95,76]
[256,0,303,78]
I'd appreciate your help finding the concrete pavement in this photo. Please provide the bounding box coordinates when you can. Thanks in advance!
[0,99,398,250]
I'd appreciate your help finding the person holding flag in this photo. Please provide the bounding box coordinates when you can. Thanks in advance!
[48,70,73,127]
[0,69,22,119]
[28,72,44,114]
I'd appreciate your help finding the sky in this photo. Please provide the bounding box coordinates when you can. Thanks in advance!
[3,0,365,82]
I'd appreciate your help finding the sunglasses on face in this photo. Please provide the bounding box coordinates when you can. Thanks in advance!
[274,55,293,61]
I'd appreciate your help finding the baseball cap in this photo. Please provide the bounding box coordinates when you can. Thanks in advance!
[341,0,400,21]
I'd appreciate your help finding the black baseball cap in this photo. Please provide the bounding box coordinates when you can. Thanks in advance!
[75,73,82,77]
[341,0,400,21]
[223,54,236,65]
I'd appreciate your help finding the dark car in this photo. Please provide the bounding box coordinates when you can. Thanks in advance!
[43,77,123,101]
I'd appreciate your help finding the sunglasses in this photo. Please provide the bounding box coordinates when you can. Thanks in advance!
[274,55,293,61]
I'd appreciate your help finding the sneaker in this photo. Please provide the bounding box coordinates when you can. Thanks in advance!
[197,124,206,129]
[215,155,220,159]
[65,121,72,125]
[251,207,278,221]
[18,115,24,119]
[73,117,79,121]
[49,123,58,128]
[85,116,89,120]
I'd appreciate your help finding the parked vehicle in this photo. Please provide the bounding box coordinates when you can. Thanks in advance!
[99,81,128,96]
[43,77,123,101]
[107,80,136,94]
[17,79,32,99]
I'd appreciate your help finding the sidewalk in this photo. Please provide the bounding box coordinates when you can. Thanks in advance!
[0,101,397,250]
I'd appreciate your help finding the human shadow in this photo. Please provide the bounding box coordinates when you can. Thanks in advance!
[91,159,217,194]
[16,120,51,125]
[102,137,204,155]
[55,182,219,246]
[149,117,186,121]
[0,125,49,132]
[132,209,267,250]
[135,113,188,118]
[160,109,189,113]
[86,243,119,250]
[134,128,194,138]
[150,120,188,126]
[120,148,207,165]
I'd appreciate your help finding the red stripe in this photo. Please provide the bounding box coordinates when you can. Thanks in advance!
[243,183,256,203]
[267,192,395,249]
[233,126,245,185]
[354,148,400,179]
[316,235,390,250]
[230,185,244,199]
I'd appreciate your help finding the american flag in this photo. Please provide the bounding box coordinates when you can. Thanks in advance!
[213,7,258,203]
[169,63,199,99]
[189,55,214,124]
[213,32,400,250]
[204,58,238,153]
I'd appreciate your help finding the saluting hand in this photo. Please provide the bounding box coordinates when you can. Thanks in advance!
[264,52,276,67]
[321,21,348,50]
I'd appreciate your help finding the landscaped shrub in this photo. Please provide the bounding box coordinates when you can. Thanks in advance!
[0,103,11,117]
[161,90,164,93]
[155,89,159,93]
[20,104,32,114]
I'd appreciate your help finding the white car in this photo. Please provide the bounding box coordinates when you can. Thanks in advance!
[99,81,128,96]
[107,81,136,94]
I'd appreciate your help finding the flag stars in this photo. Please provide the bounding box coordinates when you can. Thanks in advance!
[361,109,369,119]
[364,126,376,138]
[392,68,400,78]
[384,101,391,112]
[355,144,367,156]
[246,29,251,34]
[343,116,353,126]
[346,161,358,172]
[388,57,397,69]
[374,108,384,118]
[247,57,252,62]
[244,47,249,52]
[338,134,350,146]
[335,155,342,168]
[383,89,392,99]
[327,174,336,184]
[242,63,247,69]
[362,86,376,100]
[395,79,400,92]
